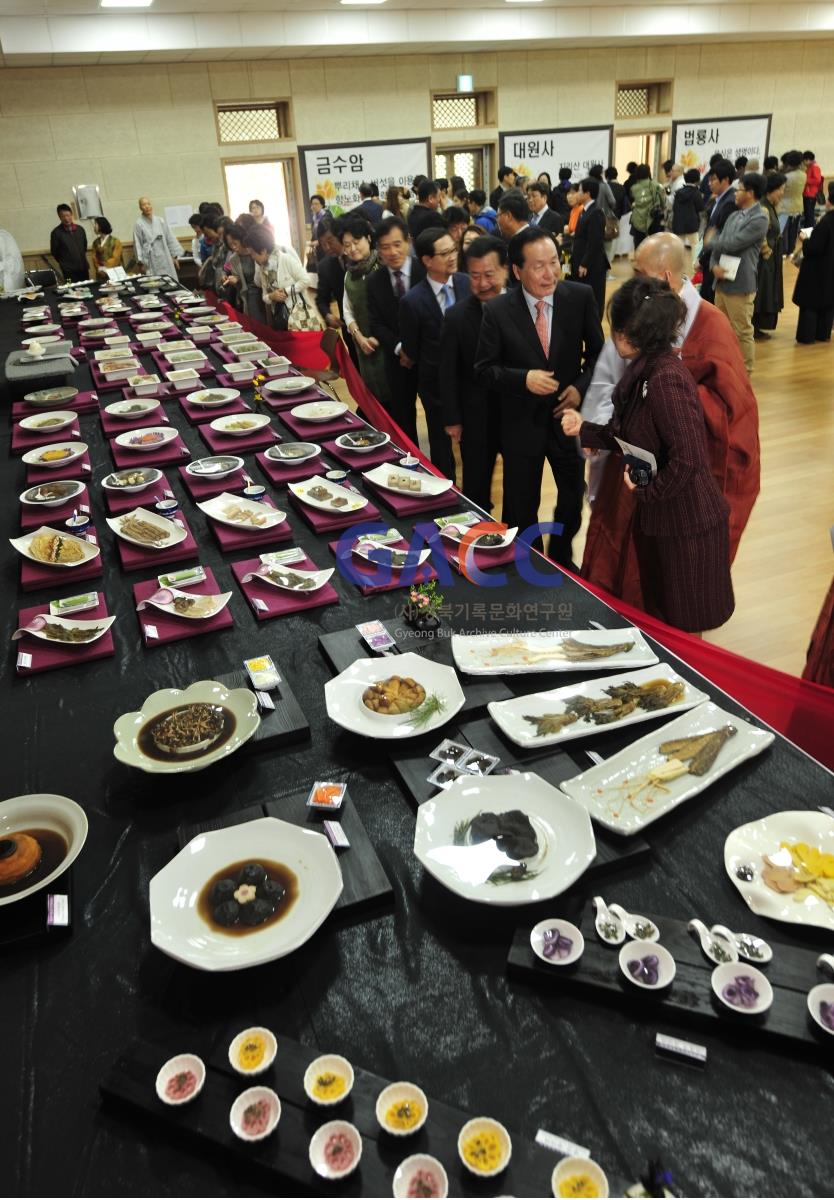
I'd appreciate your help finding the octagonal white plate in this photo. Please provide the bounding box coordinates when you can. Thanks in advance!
[324,651,464,740]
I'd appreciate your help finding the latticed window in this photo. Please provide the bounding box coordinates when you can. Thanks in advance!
[616,87,649,119]
[432,95,478,130]
[216,103,289,144]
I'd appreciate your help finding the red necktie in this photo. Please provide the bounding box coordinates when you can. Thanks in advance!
[535,299,550,357]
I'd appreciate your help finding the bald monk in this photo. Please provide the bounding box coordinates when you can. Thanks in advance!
[580,232,760,606]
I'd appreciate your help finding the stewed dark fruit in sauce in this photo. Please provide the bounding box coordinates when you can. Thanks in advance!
[197,858,298,935]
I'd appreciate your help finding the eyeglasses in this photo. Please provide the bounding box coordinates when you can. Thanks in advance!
[434,246,458,258]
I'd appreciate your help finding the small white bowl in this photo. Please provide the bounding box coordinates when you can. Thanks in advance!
[618,939,676,990]
[376,1081,429,1137]
[309,1119,363,1180]
[229,1085,281,1142]
[457,1116,512,1178]
[551,1155,610,1199]
[303,1053,354,1106]
[393,1154,449,1198]
[530,919,585,967]
[155,1053,206,1106]
[19,411,77,434]
[226,362,257,382]
[807,983,834,1037]
[228,1026,277,1076]
[711,962,773,1016]
[209,412,271,437]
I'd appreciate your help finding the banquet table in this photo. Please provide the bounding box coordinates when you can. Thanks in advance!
[2,283,833,1199]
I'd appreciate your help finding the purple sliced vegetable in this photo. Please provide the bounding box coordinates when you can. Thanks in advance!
[722,974,760,1008]
[542,929,573,960]
[819,1000,834,1031]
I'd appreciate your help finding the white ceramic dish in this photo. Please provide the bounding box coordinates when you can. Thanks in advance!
[155,1054,206,1106]
[724,809,834,933]
[375,1082,428,1136]
[560,702,775,836]
[103,398,161,421]
[24,322,60,334]
[309,1120,362,1180]
[232,341,271,360]
[265,442,320,464]
[393,1155,449,1199]
[19,411,77,434]
[220,330,254,345]
[113,426,178,453]
[530,918,585,966]
[157,339,195,353]
[229,1086,281,1141]
[225,362,257,382]
[414,774,595,905]
[185,455,244,479]
[94,348,133,362]
[244,562,334,593]
[363,463,453,498]
[132,375,163,396]
[21,441,88,470]
[197,492,287,531]
[325,652,464,741]
[9,525,100,568]
[149,814,342,967]
[102,467,162,493]
[165,369,200,391]
[19,480,84,507]
[21,334,61,347]
[807,983,834,1037]
[289,399,347,422]
[0,794,88,907]
[228,1027,278,1076]
[208,413,271,438]
[165,349,207,365]
[618,939,676,989]
[452,627,659,676]
[334,429,390,453]
[711,962,773,1015]
[351,540,431,570]
[289,474,367,514]
[12,611,114,646]
[457,1117,511,1178]
[264,375,317,396]
[488,665,709,750]
[441,523,518,551]
[136,585,232,621]
[551,1157,609,1199]
[303,1054,355,1106]
[185,387,240,408]
[106,506,186,550]
[24,386,78,409]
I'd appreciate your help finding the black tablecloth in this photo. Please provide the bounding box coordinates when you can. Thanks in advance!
[2,286,833,1198]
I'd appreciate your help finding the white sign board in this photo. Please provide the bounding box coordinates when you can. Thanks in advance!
[164,205,194,232]
[500,126,613,181]
[671,114,771,175]
[72,184,103,220]
[299,138,430,215]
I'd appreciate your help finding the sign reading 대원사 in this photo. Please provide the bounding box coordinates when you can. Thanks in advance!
[499,126,614,181]
[299,138,430,215]
[671,114,771,175]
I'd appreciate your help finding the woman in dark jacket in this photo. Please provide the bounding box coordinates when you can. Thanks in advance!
[671,168,705,240]
[793,181,834,343]
[754,172,785,336]
[562,277,734,632]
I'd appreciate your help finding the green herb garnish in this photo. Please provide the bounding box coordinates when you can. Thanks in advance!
[403,692,446,729]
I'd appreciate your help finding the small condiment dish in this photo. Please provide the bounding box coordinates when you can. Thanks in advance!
[551,1155,610,1199]
[228,1026,277,1076]
[309,1119,363,1180]
[375,1081,429,1136]
[618,939,676,990]
[807,982,834,1037]
[711,962,773,1016]
[530,918,584,966]
[393,1153,449,1198]
[229,1085,281,1142]
[155,1052,206,1106]
[457,1116,512,1178]
[304,1053,355,1106]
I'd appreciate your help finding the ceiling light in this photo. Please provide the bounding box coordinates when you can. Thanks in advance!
[100,1,154,9]
[504,1,544,4]
[340,0,387,6]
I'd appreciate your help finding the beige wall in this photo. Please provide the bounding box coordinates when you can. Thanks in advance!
[1,39,831,254]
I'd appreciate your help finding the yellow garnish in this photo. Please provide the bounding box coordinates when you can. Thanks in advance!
[313,1071,346,1100]
[559,1173,600,1198]
[237,1032,267,1071]
[385,1099,422,1130]
[462,1131,504,1172]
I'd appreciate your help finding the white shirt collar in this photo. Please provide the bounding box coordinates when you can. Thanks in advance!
[390,258,411,281]
[583,199,594,211]
[428,275,453,297]
[522,286,553,324]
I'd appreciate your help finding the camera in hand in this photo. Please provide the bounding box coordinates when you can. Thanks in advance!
[624,454,652,488]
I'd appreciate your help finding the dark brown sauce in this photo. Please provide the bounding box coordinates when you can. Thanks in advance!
[137,703,236,763]
[197,858,299,936]
[0,829,68,899]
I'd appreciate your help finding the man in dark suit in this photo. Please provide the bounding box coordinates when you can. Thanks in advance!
[399,226,471,478]
[353,182,384,225]
[699,158,737,304]
[314,217,359,369]
[526,182,562,236]
[367,216,426,442]
[407,179,443,241]
[571,177,609,317]
[475,227,604,565]
[489,165,517,211]
[439,234,507,511]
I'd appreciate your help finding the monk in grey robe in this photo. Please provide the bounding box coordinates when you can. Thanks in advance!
[133,197,181,278]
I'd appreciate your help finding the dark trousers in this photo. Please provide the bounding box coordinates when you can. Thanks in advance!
[796,307,834,343]
[782,214,801,256]
[460,399,501,512]
[586,267,607,318]
[803,196,817,228]
[421,395,455,480]
[387,360,419,444]
[501,433,585,567]
[632,228,649,249]
[61,266,89,283]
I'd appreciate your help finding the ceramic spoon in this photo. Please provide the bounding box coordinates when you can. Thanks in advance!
[609,903,659,942]
[711,924,773,964]
[593,896,625,945]
[688,918,738,965]
[817,953,834,977]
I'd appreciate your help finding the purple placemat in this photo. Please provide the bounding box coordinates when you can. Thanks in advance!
[322,436,401,471]
[178,465,248,501]
[288,488,381,534]
[132,567,234,647]
[214,362,293,390]
[110,435,190,470]
[110,512,199,572]
[14,594,114,675]
[104,473,174,515]
[177,394,252,426]
[204,495,294,553]
[12,390,99,420]
[120,383,174,402]
[412,520,519,575]
[151,350,213,377]
[89,362,149,392]
[26,451,93,485]
[231,553,339,621]
[279,408,364,441]
[362,475,461,517]
[12,419,82,455]
[200,422,279,455]
[255,449,326,487]
[328,536,438,596]
[19,528,102,592]
[260,388,329,412]
[20,485,91,532]
[78,331,124,347]
[100,405,170,438]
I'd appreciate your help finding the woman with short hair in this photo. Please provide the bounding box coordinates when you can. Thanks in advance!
[793,181,834,343]
[753,172,786,338]
[340,216,389,402]
[248,199,274,234]
[91,217,123,271]
[242,223,310,330]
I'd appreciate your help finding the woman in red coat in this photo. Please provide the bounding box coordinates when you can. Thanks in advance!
[562,277,734,632]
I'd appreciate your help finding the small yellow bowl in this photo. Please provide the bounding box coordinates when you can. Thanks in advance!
[375,1081,429,1136]
[303,1053,355,1106]
[457,1116,512,1178]
[227,1026,277,1076]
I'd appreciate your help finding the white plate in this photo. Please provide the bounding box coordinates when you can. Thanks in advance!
[451,627,659,675]
[19,480,84,507]
[103,398,161,420]
[25,323,60,334]
[289,474,367,514]
[413,774,596,906]
[165,350,207,365]
[21,335,61,346]
[197,492,287,531]
[106,506,187,550]
[265,442,320,464]
[19,410,77,433]
[560,701,775,836]
[325,652,464,741]
[264,375,317,396]
[334,429,390,453]
[0,794,88,908]
[441,524,518,551]
[289,399,347,422]
[12,611,115,646]
[724,809,834,933]
[9,525,100,568]
[362,463,453,498]
[149,815,342,969]
[209,413,271,438]
[244,563,334,593]
[182,304,214,315]
[488,665,709,749]
[351,540,431,570]
[102,467,162,493]
[186,455,244,479]
[24,387,78,409]
[21,441,88,470]
[185,387,240,408]
[113,426,178,452]
[114,679,260,776]
[136,586,233,621]
[130,312,164,323]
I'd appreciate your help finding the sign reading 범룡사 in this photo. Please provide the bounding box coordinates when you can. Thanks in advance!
[499,125,614,182]
[299,138,430,215]
[671,114,771,175]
